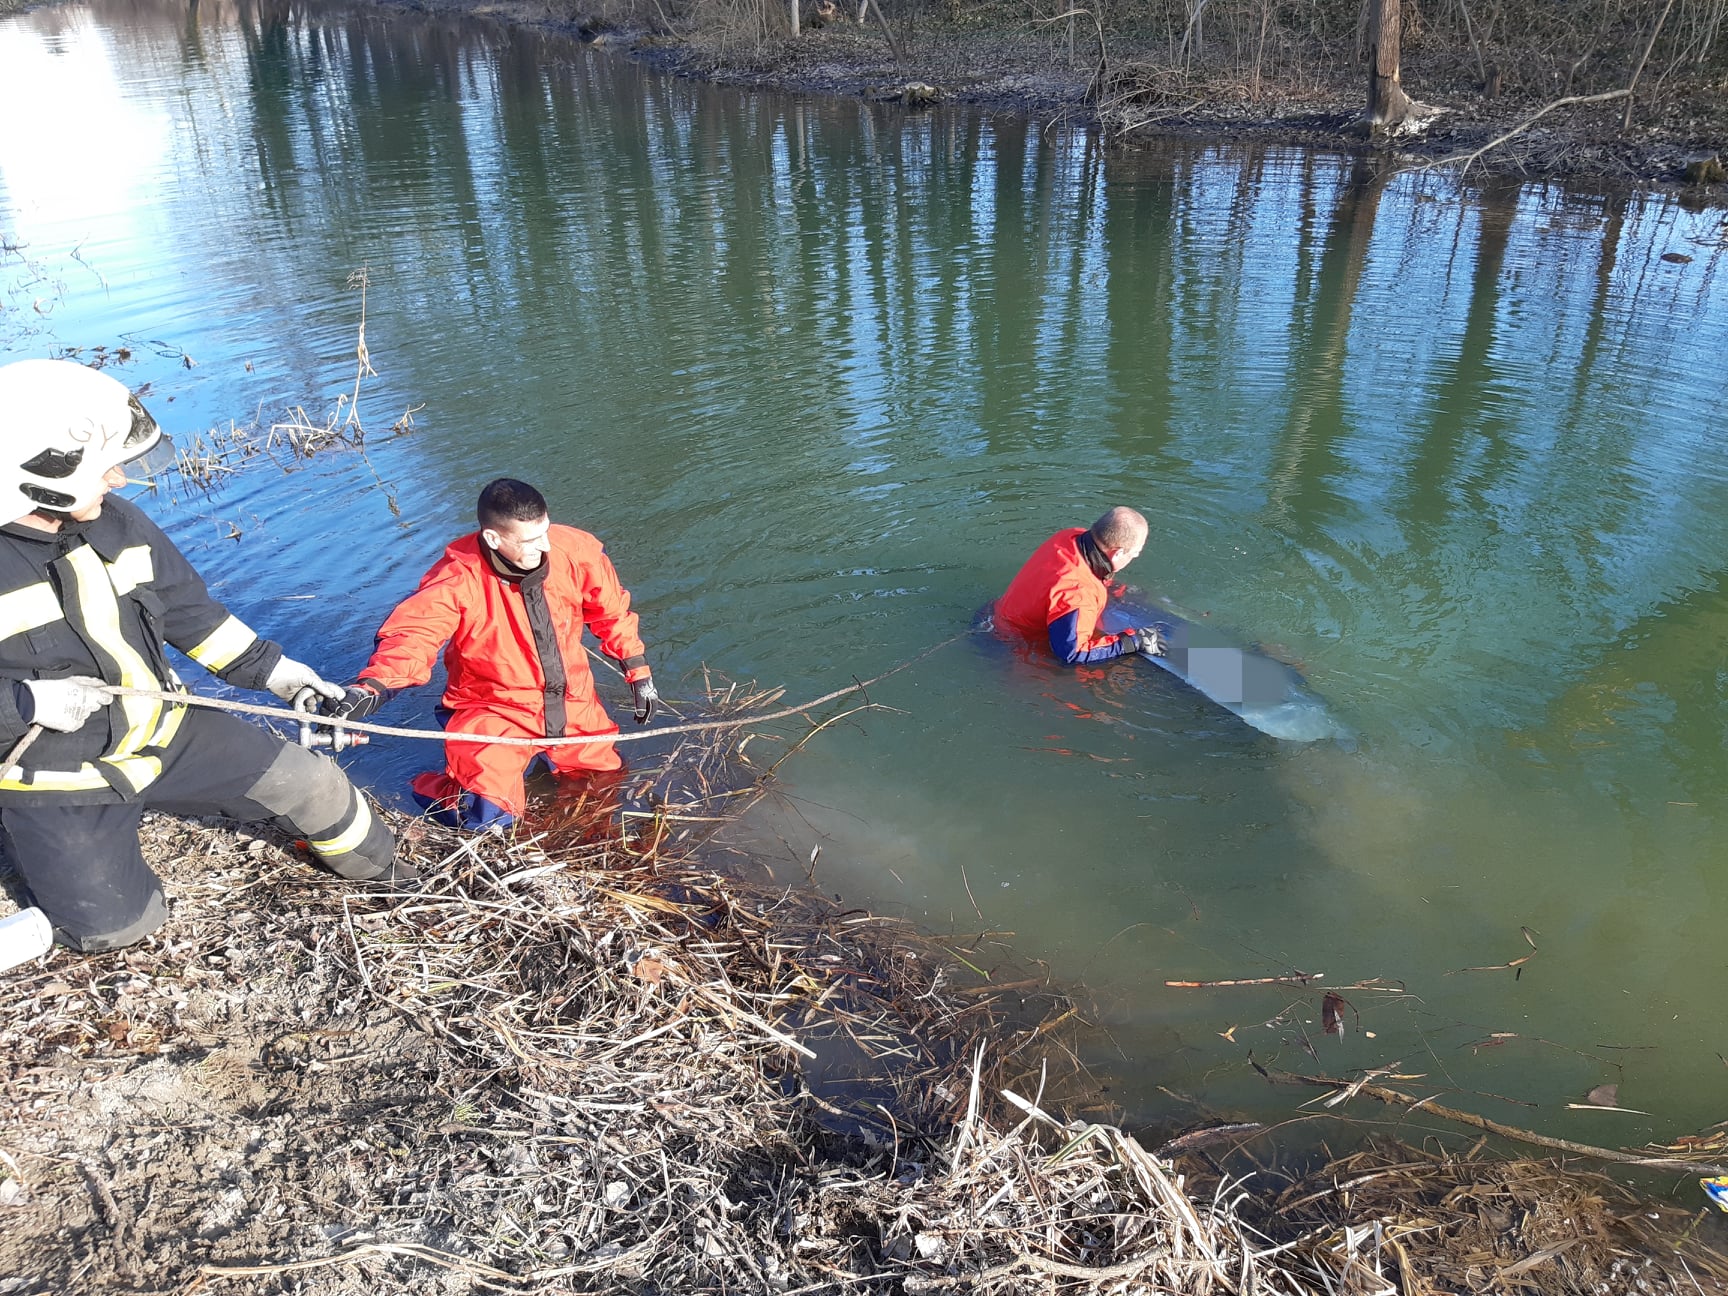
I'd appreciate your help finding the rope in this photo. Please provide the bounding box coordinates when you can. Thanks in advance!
[0,725,44,779]
[87,631,968,750]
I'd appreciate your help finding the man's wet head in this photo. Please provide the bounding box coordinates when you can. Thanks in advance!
[1090,506,1148,573]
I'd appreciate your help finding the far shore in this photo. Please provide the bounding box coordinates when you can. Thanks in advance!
[372,0,1727,192]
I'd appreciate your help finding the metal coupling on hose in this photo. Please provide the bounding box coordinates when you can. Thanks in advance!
[292,686,370,753]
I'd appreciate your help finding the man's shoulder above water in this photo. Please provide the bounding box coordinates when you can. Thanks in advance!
[1014,527,1093,577]
[432,531,482,560]
[1040,526,1086,553]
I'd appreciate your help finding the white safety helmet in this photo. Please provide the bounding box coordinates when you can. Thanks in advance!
[0,359,177,520]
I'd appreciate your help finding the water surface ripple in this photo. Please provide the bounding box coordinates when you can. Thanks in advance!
[4,0,1728,1140]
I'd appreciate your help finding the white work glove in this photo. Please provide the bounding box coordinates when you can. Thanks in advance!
[264,656,344,705]
[23,677,114,733]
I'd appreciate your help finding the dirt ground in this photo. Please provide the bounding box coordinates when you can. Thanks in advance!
[0,684,1724,1295]
[0,817,467,1294]
[0,806,919,1295]
[7,804,1728,1296]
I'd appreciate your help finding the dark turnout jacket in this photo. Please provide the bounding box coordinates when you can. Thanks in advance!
[0,497,284,805]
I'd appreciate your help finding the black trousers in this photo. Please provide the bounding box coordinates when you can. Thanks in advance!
[0,707,397,952]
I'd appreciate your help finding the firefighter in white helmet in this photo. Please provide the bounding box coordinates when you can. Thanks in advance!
[0,358,407,953]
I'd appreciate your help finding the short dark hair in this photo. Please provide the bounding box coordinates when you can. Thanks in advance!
[1090,506,1147,552]
[477,479,548,530]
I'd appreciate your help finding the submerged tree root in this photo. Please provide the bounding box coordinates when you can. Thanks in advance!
[1,688,1725,1292]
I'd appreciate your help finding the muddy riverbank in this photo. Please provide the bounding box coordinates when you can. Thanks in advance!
[6,813,1728,1293]
[375,0,1728,189]
[3,682,1728,1293]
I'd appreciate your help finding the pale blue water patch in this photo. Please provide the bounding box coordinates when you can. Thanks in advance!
[6,0,1728,1149]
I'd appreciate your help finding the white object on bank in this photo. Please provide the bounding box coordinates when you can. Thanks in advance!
[0,907,53,972]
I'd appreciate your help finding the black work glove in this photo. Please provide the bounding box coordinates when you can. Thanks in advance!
[1121,626,1167,658]
[320,681,386,722]
[630,677,659,725]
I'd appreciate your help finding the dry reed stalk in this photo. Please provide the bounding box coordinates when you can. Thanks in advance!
[2,673,1723,1293]
[1260,1138,1728,1295]
[136,271,422,519]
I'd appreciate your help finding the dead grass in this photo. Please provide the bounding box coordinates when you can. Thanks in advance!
[3,674,1726,1292]
[1265,1139,1728,1294]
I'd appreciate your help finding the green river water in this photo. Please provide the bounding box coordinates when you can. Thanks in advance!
[4,0,1728,1149]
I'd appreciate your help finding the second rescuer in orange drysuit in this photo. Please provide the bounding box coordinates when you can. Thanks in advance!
[994,507,1163,664]
[326,479,656,831]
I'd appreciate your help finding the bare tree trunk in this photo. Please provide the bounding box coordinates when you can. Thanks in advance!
[789,0,800,34]
[1455,0,1485,83]
[1250,0,1271,100]
[1366,0,1415,126]
[865,0,904,68]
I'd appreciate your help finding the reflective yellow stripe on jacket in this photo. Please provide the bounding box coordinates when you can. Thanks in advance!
[0,568,125,791]
[187,615,257,672]
[104,545,154,596]
[0,532,260,795]
[0,582,63,642]
[63,545,167,793]
[0,544,202,795]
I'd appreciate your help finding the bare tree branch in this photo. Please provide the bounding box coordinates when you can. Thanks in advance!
[1421,87,1631,174]
[1036,9,1109,100]
[1621,0,1678,131]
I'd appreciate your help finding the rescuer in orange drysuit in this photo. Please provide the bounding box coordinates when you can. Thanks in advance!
[994,506,1165,665]
[321,479,657,831]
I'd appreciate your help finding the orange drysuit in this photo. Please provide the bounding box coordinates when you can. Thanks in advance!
[994,527,1138,664]
[359,526,650,829]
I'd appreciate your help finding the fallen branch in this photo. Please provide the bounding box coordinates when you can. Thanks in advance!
[1421,87,1630,175]
[1165,971,1322,988]
[1270,1068,1728,1174]
[905,1250,1158,1290]
[1155,1122,1265,1157]
[864,0,903,68]
[1448,955,1533,973]
[200,1241,524,1285]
